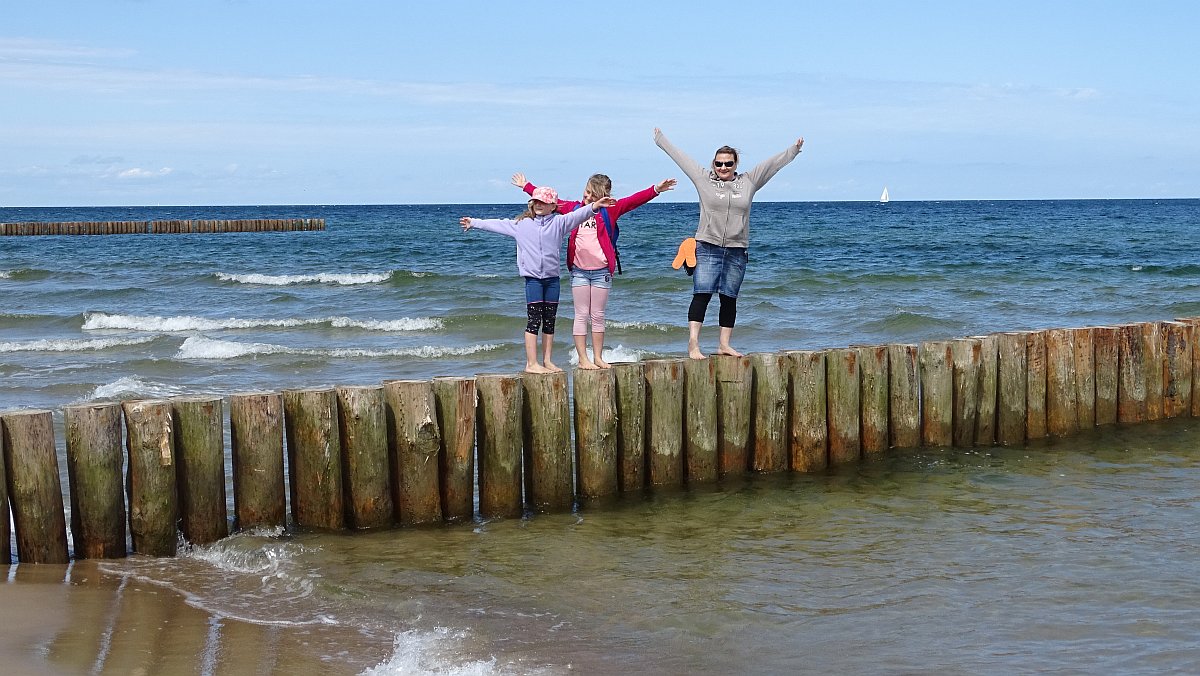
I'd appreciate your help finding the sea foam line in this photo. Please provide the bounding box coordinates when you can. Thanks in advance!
[215,271,390,286]
[83,312,443,332]
[176,336,503,360]
[86,376,188,402]
[0,336,156,353]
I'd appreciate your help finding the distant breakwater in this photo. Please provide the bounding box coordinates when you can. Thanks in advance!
[1,317,1197,563]
[0,218,325,236]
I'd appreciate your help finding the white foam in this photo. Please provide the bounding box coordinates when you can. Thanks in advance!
[361,628,502,676]
[83,312,443,333]
[607,320,673,332]
[177,336,285,359]
[564,343,646,366]
[0,270,11,279]
[88,376,186,401]
[0,336,156,352]
[216,272,391,286]
[329,316,443,331]
[176,336,504,360]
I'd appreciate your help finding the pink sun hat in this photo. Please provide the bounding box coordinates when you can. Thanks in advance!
[530,186,559,204]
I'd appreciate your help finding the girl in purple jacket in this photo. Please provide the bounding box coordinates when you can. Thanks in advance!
[460,187,617,374]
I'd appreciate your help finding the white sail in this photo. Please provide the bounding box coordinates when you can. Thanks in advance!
[880,187,890,203]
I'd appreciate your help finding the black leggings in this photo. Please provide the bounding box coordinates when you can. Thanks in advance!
[526,301,559,335]
[687,293,737,328]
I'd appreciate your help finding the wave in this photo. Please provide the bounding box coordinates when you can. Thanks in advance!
[0,267,52,281]
[176,336,505,360]
[607,320,673,333]
[87,376,188,401]
[861,311,963,334]
[363,629,500,676]
[82,312,443,333]
[0,336,157,353]
[215,271,392,286]
[566,343,653,366]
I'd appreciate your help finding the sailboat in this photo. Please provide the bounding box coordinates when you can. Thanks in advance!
[879,187,890,204]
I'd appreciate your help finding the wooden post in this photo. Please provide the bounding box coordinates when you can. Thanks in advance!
[1025,331,1048,441]
[385,380,444,524]
[951,338,981,448]
[714,355,751,476]
[1183,317,1200,418]
[1072,327,1097,428]
[521,371,572,512]
[644,359,684,487]
[475,374,523,518]
[920,340,953,447]
[0,417,9,564]
[432,376,477,521]
[122,400,178,556]
[1117,323,1148,423]
[750,352,789,472]
[887,344,921,449]
[229,392,286,531]
[786,350,828,472]
[683,358,719,483]
[1143,322,1165,421]
[974,335,999,446]
[1162,321,1193,418]
[826,348,861,464]
[856,345,889,456]
[171,396,228,545]
[64,402,127,558]
[574,367,619,500]
[612,362,646,492]
[1,410,70,563]
[282,388,344,530]
[1093,326,1119,425]
[335,386,393,529]
[1044,329,1079,437]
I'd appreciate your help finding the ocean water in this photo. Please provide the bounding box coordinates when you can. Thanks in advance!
[3,198,1200,673]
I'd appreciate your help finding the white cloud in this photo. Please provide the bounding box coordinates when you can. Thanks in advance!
[115,167,173,179]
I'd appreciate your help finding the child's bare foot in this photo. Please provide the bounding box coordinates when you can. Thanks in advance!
[524,363,552,374]
[593,357,611,368]
[578,359,599,370]
[688,343,707,360]
[544,360,563,373]
[716,345,743,357]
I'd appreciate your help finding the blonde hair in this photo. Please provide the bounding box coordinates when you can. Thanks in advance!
[516,198,558,221]
[585,174,612,198]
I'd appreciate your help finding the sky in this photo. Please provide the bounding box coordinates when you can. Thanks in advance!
[2,1,1198,206]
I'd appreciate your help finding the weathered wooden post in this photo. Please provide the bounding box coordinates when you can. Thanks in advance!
[612,362,646,492]
[887,344,921,449]
[683,358,719,483]
[714,355,751,476]
[475,374,523,518]
[336,386,393,529]
[432,376,477,521]
[1025,331,1048,441]
[951,338,981,448]
[826,348,861,463]
[171,396,228,545]
[920,340,953,447]
[229,392,286,531]
[856,345,889,455]
[574,367,619,500]
[1117,323,1148,423]
[785,350,828,472]
[385,380,444,524]
[750,352,789,472]
[0,419,9,564]
[64,402,127,558]
[1182,317,1200,417]
[1,410,70,563]
[1161,321,1193,418]
[1093,326,1119,425]
[122,400,178,556]
[1143,322,1166,421]
[1045,329,1079,437]
[644,359,685,487]
[521,371,572,512]
[973,335,999,446]
[1071,327,1096,428]
[282,388,344,530]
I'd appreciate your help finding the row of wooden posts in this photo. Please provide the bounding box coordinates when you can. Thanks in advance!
[2,317,1198,564]
[0,219,325,236]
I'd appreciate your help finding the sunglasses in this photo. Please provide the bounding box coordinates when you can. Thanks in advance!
[713,160,736,168]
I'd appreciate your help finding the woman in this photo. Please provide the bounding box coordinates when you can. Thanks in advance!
[654,128,804,359]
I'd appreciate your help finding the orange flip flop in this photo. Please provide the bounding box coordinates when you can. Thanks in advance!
[672,237,697,271]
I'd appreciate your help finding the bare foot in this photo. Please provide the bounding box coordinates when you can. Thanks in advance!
[578,360,599,370]
[545,360,563,373]
[593,357,611,368]
[524,363,552,374]
[716,345,743,357]
[688,343,707,360]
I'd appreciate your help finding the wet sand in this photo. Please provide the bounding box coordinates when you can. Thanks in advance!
[0,561,391,675]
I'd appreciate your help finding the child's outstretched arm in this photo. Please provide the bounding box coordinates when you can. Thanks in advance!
[460,216,519,237]
[611,177,677,216]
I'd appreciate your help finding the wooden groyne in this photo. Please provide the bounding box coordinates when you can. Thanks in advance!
[3,317,1199,563]
[0,218,325,236]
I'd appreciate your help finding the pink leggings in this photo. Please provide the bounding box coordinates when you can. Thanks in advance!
[572,285,610,335]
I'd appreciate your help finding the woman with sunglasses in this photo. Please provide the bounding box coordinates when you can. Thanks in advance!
[654,128,804,359]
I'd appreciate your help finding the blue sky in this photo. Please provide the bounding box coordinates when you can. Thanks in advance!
[2,1,1197,206]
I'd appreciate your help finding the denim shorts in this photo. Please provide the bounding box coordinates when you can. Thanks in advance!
[570,267,612,289]
[524,276,560,304]
[692,240,748,297]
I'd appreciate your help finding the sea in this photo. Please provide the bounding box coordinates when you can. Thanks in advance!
[2,198,1200,674]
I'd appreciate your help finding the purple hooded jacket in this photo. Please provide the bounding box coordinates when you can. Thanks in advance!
[467,205,597,278]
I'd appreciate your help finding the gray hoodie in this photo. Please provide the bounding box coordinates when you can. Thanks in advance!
[655,130,801,248]
[468,205,596,279]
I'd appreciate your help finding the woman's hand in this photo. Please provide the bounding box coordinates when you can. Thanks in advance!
[459,217,473,231]
[655,178,677,194]
[510,172,527,189]
[795,137,805,151]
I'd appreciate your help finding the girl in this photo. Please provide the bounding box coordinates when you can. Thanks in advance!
[654,128,804,359]
[460,187,618,374]
[510,172,677,369]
